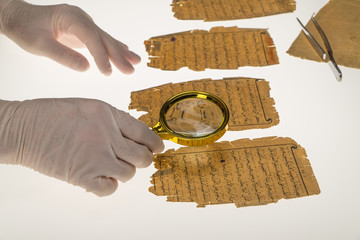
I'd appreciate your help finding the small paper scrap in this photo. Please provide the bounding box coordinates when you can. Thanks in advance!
[287,0,360,69]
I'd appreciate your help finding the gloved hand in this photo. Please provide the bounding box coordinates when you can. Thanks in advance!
[0,0,140,75]
[0,98,164,196]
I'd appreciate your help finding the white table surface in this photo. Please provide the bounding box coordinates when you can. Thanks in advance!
[1,0,359,239]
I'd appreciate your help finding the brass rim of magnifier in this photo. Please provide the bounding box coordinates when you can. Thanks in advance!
[153,91,229,147]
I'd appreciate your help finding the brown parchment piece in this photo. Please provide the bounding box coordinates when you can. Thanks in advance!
[172,0,296,21]
[287,0,360,69]
[144,27,279,71]
[129,77,279,131]
[150,137,320,207]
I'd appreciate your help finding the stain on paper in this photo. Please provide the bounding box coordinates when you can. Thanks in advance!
[144,27,279,71]
[129,77,279,131]
[172,0,296,21]
[150,137,320,207]
[287,0,360,69]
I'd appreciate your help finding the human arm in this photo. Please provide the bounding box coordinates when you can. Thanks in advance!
[0,0,140,75]
[0,98,164,196]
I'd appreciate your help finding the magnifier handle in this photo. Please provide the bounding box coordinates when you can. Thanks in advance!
[152,122,172,140]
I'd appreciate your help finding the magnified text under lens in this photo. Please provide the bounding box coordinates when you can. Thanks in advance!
[152,91,229,146]
[165,98,223,137]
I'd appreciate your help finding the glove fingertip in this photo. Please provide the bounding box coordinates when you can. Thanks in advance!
[153,139,165,154]
[126,51,141,65]
[76,59,90,72]
[67,56,90,72]
[88,176,118,197]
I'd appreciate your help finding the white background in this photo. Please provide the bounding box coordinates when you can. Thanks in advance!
[1,0,360,239]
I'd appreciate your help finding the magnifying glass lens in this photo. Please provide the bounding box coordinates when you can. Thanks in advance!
[164,98,224,138]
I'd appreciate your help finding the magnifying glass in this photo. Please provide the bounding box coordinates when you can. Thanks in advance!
[152,91,229,147]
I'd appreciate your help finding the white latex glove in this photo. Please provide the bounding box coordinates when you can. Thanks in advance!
[0,0,140,75]
[0,98,164,196]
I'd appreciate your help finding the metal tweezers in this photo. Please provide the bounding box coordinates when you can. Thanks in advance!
[297,16,342,82]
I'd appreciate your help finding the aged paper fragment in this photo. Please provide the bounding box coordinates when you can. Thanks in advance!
[172,0,296,21]
[144,27,279,71]
[149,137,320,207]
[287,0,360,69]
[129,77,279,131]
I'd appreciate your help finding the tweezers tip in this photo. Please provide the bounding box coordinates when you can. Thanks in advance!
[311,15,319,24]
[296,17,306,28]
[338,74,343,82]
